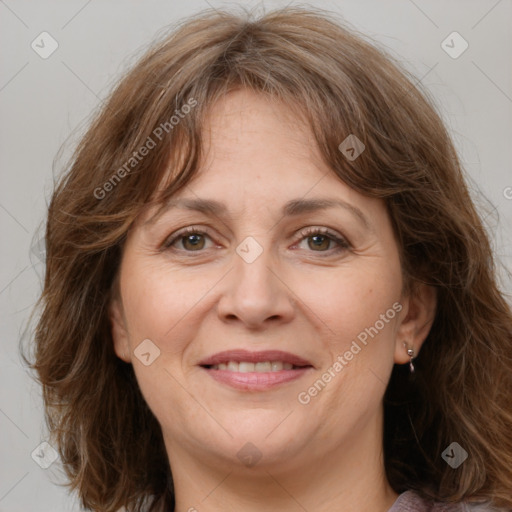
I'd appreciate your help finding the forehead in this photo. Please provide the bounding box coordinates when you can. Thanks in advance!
[191,89,326,187]
[136,89,386,229]
[135,90,388,236]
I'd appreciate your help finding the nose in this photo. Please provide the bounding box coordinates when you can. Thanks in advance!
[216,239,296,330]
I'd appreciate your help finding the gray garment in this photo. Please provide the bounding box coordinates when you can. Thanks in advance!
[388,491,508,512]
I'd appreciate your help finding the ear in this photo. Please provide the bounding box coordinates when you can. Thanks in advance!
[394,283,437,365]
[109,297,132,363]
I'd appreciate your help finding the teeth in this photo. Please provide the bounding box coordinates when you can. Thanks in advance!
[239,362,255,373]
[255,362,271,372]
[227,361,238,372]
[210,361,301,372]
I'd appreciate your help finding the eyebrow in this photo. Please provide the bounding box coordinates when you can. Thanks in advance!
[146,197,371,230]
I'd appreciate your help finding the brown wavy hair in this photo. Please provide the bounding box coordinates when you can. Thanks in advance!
[24,5,512,511]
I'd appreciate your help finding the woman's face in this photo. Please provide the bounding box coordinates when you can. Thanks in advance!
[110,89,431,475]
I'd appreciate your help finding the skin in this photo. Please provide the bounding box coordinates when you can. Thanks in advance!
[109,89,436,512]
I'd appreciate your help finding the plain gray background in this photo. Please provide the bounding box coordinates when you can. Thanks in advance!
[1,1,511,511]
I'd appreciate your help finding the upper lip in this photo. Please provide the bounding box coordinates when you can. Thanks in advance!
[198,349,313,367]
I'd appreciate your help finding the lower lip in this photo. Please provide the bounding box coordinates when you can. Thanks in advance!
[201,367,312,391]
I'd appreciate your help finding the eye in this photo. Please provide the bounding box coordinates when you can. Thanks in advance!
[163,227,214,252]
[294,227,350,254]
[162,225,351,255]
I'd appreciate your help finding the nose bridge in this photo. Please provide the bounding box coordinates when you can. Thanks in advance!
[233,234,276,297]
[217,233,294,327]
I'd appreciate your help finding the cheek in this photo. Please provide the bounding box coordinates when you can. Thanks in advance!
[120,259,206,426]
[295,269,401,428]
[316,268,401,391]
[119,256,215,345]
[294,262,402,345]
[296,263,401,412]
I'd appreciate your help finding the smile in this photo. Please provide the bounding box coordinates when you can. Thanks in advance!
[198,350,314,391]
[207,361,302,372]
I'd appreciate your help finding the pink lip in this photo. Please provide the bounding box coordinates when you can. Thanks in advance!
[198,349,314,392]
[203,366,312,391]
[198,349,313,367]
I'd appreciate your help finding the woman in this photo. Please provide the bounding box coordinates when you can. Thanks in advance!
[29,6,512,512]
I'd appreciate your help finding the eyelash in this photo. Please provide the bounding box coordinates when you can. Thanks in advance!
[162,226,351,256]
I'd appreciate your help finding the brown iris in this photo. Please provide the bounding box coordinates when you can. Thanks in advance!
[307,234,330,251]
[181,233,205,251]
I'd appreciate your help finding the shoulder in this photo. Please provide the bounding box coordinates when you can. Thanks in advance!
[389,491,509,512]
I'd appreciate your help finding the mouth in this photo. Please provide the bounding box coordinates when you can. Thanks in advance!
[203,361,309,372]
[198,349,314,391]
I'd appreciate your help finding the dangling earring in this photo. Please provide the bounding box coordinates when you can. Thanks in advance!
[403,342,415,373]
